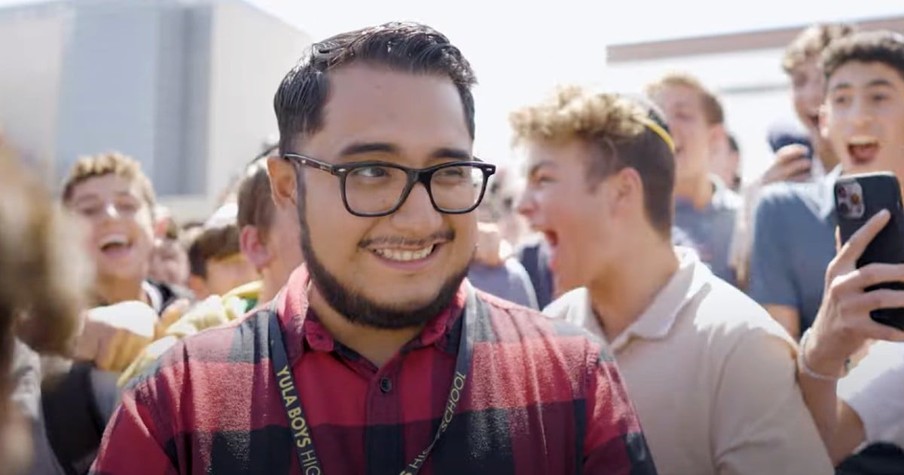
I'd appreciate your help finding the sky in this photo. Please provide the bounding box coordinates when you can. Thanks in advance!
[245,0,902,166]
[2,0,902,170]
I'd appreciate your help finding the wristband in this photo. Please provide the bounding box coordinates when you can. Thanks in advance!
[798,329,850,382]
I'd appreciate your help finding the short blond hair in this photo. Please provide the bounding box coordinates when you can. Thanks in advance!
[645,72,724,125]
[782,23,857,74]
[61,152,156,210]
[510,86,648,143]
[510,85,676,235]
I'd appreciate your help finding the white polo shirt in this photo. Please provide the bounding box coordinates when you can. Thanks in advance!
[544,248,833,475]
[838,341,904,448]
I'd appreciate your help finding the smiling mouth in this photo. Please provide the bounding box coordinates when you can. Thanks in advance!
[371,245,436,262]
[98,233,133,254]
[848,136,880,165]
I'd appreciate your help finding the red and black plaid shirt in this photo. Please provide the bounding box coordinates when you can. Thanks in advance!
[91,267,655,474]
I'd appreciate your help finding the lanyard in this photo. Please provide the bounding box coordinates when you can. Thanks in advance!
[267,289,481,475]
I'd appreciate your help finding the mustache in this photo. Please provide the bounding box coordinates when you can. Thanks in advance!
[359,229,455,248]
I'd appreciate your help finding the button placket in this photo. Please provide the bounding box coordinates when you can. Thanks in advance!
[365,363,404,471]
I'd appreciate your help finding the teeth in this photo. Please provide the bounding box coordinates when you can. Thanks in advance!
[99,233,129,248]
[374,245,434,262]
[849,135,878,146]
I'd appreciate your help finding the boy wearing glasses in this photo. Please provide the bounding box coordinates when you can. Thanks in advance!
[92,22,655,474]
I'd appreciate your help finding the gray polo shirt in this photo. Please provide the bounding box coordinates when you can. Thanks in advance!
[674,180,742,287]
[749,169,838,333]
[11,340,66,475]
[468,258,539,309]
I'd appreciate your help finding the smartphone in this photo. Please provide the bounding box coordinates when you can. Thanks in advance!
[835,172,904,330]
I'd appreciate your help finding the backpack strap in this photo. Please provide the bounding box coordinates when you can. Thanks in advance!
[42,362,110,475]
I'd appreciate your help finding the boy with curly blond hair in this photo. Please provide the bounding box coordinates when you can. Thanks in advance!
[513,85,833,474]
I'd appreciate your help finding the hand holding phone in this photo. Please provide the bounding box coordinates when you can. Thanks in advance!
[803,209,904,382]
[834,172,904,330]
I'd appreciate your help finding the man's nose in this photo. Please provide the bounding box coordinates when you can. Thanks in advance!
[389,182,444,234]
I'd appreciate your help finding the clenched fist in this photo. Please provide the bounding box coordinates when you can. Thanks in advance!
[74,301,158,372]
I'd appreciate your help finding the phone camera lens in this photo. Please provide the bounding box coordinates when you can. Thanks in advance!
[839,202,850,215]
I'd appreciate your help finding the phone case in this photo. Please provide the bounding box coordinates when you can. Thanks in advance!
[835,172,904,330]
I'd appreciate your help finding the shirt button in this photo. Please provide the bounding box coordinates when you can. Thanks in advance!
[380,377,392,394]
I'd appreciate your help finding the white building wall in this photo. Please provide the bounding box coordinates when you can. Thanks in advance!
[202,0,310,209]
[0,3,69,178]
[0,0,312,222]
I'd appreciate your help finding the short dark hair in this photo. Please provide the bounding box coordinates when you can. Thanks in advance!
[273,22,477,155]
[510,87,676,236]
[187,224,242,279]
[822,30,904,83]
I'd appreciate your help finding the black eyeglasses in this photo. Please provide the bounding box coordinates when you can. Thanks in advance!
[283,153,497,217]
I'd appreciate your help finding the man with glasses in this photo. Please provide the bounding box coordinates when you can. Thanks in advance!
[91,22,655,474]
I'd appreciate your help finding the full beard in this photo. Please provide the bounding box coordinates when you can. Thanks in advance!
[299,216,471,330]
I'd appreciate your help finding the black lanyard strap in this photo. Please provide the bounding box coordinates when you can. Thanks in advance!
[268,309,322,474]
[267,287,483,475]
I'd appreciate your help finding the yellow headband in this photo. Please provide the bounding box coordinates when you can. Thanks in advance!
[638,117,676,153]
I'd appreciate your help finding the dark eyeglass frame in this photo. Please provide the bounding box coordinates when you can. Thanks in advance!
[282,153,497,217]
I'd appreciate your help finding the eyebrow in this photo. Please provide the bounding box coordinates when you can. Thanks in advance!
[72,190,137,205]
[830,78,895,93]
[72,195,100,206]
[866,78,896,89]
[338,142,398,157]
[527,160,556,177]
[338,142,472,161]
[430,147,472,161]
